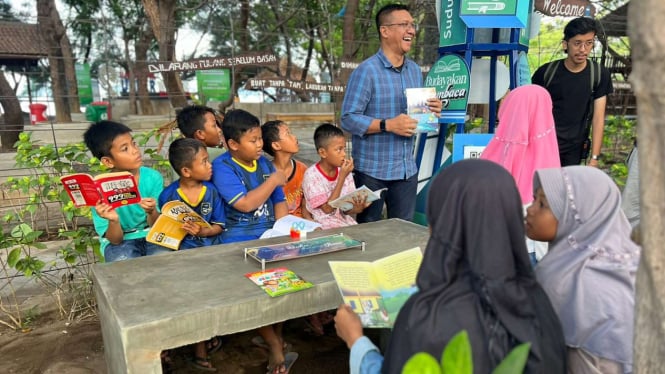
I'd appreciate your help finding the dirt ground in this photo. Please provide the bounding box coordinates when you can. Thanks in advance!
[0,312,354,373]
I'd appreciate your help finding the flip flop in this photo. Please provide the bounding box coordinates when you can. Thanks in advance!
[206,336,223,354]
[189,355,217,372]
[251,336,292,352]
[266,352,299,374]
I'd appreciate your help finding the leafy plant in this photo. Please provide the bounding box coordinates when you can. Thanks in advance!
[401,330,531,374]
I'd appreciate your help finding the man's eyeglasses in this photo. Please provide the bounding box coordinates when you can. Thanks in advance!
[382,22,419,32]
[568,40,595,50]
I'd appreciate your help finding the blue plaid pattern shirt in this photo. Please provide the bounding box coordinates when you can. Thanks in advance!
[341,49,423,181]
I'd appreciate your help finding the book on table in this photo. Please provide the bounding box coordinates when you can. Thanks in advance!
[328,185,386,212]
[328,247,423,328]
[405,87,440,133]
[59,171,141,208]
[260,214,322,239]
[245,267,314,297]
[146,200,212,250]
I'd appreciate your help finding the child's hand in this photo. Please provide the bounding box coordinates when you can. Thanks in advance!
[340,157,354,178]
[95,201,119,223]
[182,221,202,236]
[334,304,364,349]
[139,198,157,215]
[270,169,288,186]
[346,193,369,214]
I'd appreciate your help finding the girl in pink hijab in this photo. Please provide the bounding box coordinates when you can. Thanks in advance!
[481,84,560,263]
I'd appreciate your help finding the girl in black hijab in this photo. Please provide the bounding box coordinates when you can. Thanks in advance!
[335,159,566,373]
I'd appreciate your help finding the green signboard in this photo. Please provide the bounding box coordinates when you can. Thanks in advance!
[424,54,470,124]
[460,0,530,28]
[76,63,93,107]
[439,0,468,48]
[196,69,231,103]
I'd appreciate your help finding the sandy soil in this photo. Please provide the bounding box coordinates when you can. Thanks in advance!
[0,313,352,374]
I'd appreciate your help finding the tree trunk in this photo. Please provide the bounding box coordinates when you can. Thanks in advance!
[629,1,665,372]
[142,0,187,109]
[61,31,81,113]
[0,72,23,151]
[37,0,71,123]
[123,38,138,115]
[135,25,155,115]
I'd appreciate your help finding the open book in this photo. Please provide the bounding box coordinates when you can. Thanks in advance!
[245,267,314,297]
[329,247,423,328]
[60,171,141,208]
[328,185,386,212]
[406,87,440,133]
[260,214,322,239]
[146,201,212,250]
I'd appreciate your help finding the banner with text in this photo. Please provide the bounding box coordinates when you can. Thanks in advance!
[534,0,594,17]
[245,78,344,94]
[76,63,93,106]
[196,69,231,103]
[148,52,278,73]
[425,54,470,124]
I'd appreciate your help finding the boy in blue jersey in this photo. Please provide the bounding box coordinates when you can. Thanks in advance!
[212,109,298,373]
[159,138,224,249]
[176,104,225,161]
[83,120,170,262]
[212,109,288,242]
[159,137,224,370]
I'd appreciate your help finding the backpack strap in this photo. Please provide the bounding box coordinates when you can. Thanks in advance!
[543,60,561,88]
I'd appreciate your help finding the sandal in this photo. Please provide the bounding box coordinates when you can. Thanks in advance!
[266,352,298,374]
[206,336,223,355]
[189,355,217,372]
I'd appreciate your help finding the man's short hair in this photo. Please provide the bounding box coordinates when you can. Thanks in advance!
[221,109,261,144]
[83,120,132,159]
[375,3,410,37]
[168,138,206,176]
[563,17,598,41]
[314,123,344,151]
[261,120,285,157]
[177,105,218,138]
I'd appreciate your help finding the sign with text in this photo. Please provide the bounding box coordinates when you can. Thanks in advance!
[76,63,93,106]
[245,78,345,94]
[424,54,470,124]
[196,69,231,103]
[340,59,431,74]
[439,0,468,48]
[460,0,530,28]
[147,52,278,73]
[534,0,594,17]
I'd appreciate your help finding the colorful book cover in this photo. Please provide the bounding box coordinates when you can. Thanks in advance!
[60,171,141,208]
[406,87,440,133]
[146,200,212,250]
[245,267,314,297]
[328,247,423,328]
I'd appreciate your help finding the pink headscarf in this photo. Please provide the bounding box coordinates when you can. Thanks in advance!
[481,85,560,204]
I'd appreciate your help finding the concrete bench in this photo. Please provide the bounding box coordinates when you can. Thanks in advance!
[265,112,335,125]
[92,219,429,373]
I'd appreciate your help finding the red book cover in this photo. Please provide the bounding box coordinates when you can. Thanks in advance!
[60,171,141,208]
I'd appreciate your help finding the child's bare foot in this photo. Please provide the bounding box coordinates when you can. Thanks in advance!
[267,352,299,374]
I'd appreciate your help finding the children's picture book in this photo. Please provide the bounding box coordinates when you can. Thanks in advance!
[406,87,440,133]
[245,267,314,297]
[260,214,322,239]
[328,185,386,212]
[329,247,423,328]
[60,171,141,208]
[146,200,212,250]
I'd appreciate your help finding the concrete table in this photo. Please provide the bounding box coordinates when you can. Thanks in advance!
[92,219,429,373]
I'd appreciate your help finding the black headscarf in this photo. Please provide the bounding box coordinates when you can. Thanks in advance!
[382,159,566,374]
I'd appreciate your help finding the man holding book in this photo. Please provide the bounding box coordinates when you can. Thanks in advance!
[341,3,441,223]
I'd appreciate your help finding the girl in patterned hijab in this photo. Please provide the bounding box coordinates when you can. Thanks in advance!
[527,166,640,373]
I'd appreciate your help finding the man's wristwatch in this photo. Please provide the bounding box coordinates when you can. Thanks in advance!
[591,154,600,161]
[379,119,387,133]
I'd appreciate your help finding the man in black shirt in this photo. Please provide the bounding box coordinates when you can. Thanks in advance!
[532,17,613,167]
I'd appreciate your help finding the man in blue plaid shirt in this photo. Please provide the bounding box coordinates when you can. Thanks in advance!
[341,3,441,223]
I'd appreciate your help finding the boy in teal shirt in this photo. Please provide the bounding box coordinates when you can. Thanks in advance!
[83,120,169,262]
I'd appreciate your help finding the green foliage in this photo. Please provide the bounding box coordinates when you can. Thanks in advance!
[401,330,530,374]
[600,115,636,188]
